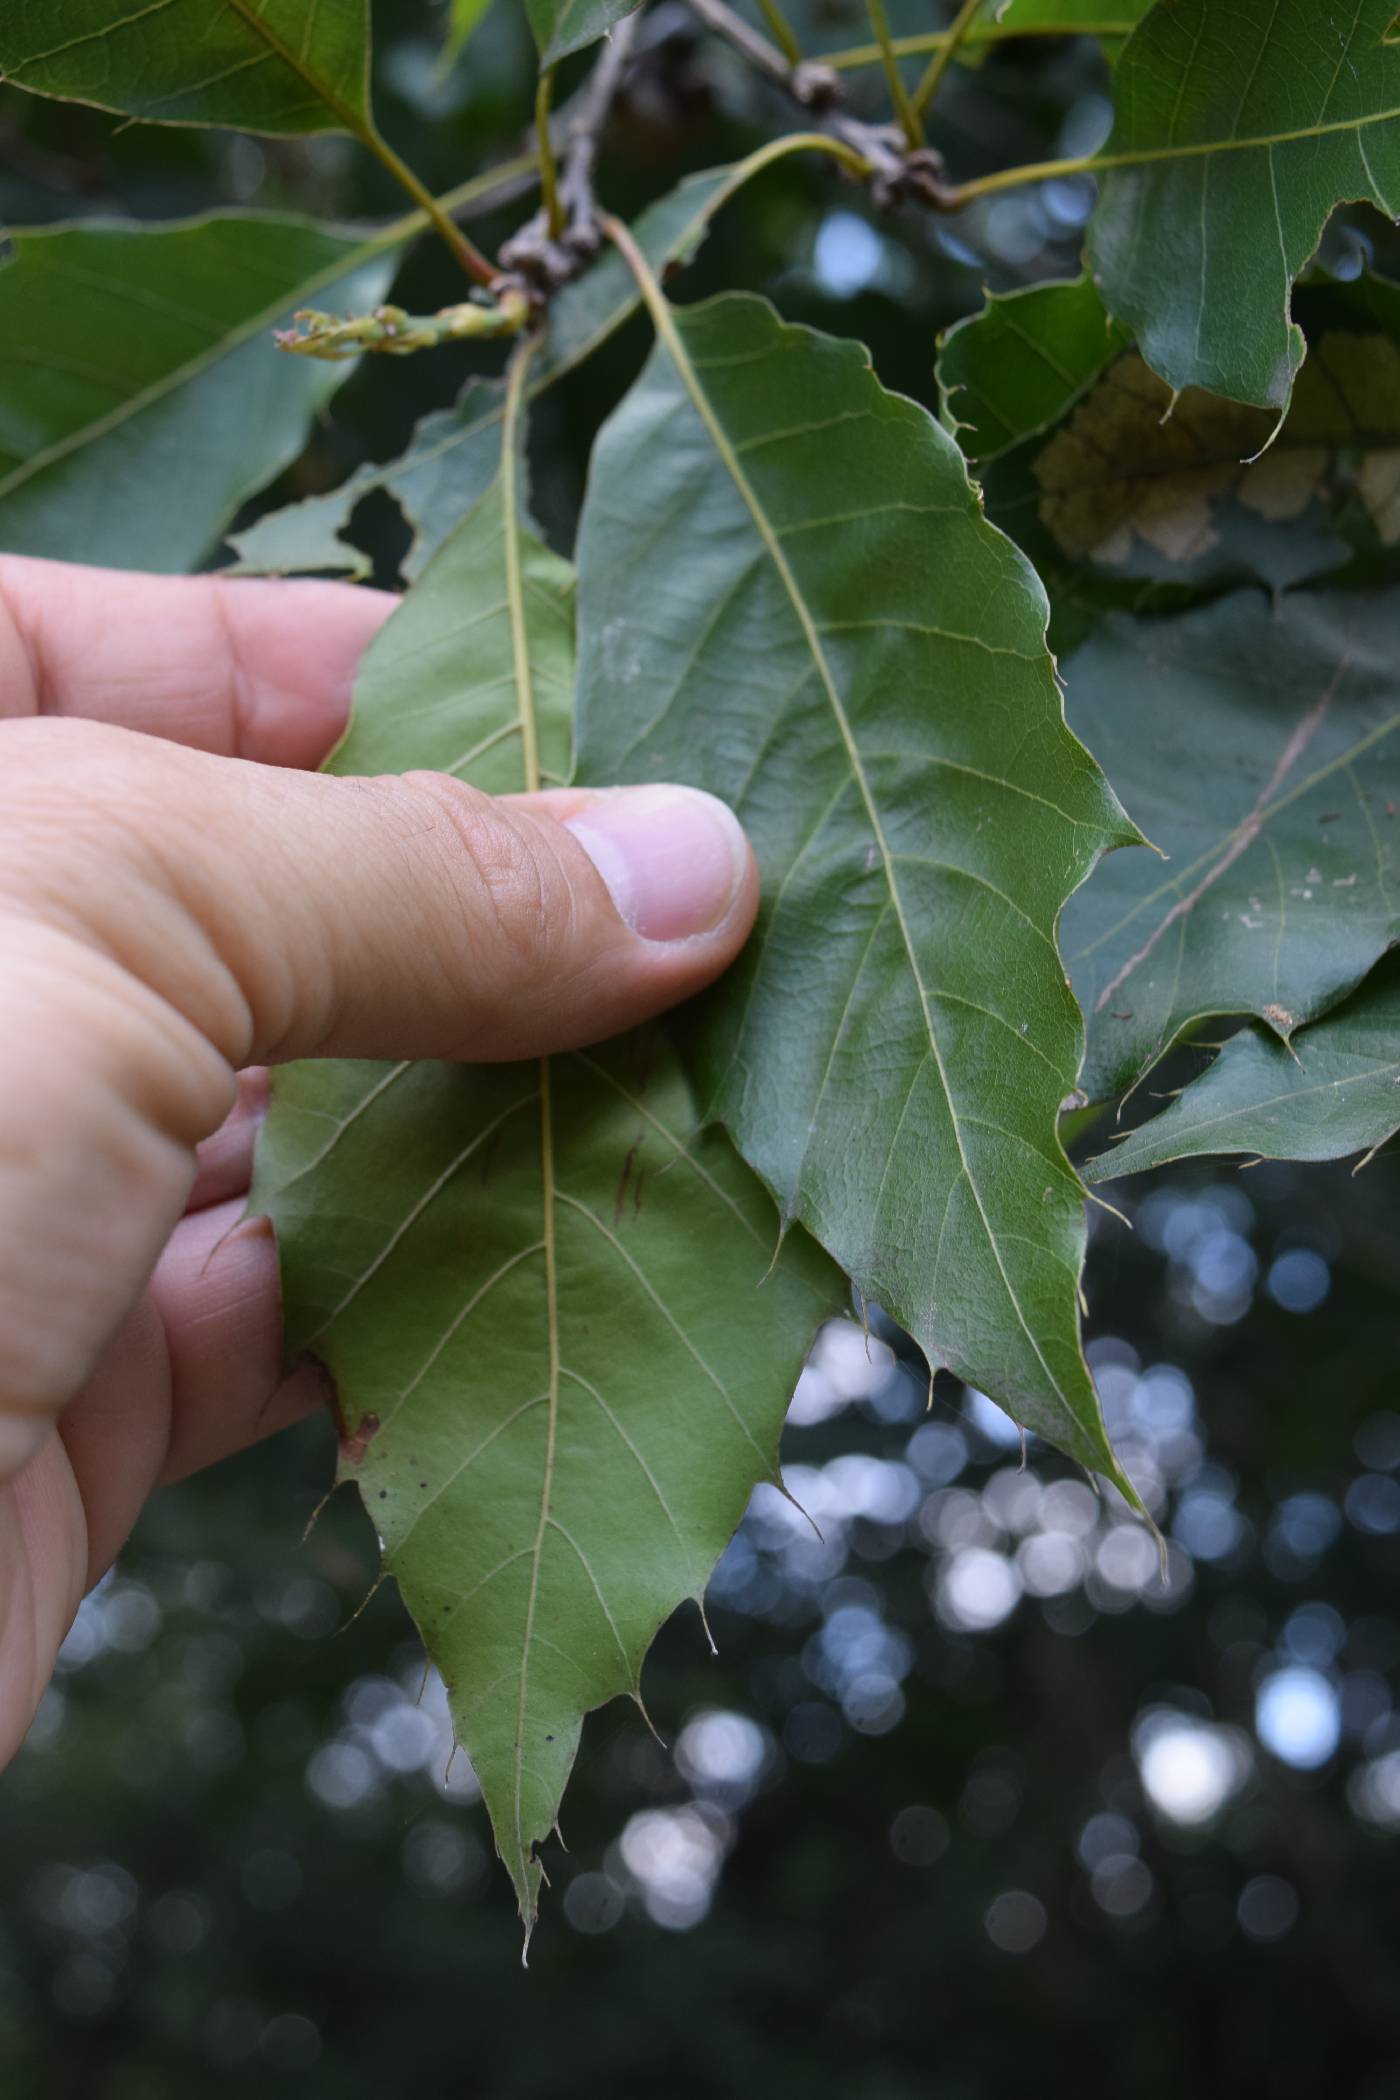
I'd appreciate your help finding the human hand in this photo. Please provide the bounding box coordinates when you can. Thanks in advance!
[0,556,758,1768]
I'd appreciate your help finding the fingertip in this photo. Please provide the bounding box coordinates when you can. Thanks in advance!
[561,785,757,948]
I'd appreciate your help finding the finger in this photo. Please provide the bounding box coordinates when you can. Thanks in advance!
[3,719,761,1069]
[55,1204,327,1582]
[0,555,394,764]
[186,1069,267,1213]
[1,1440,87,1768]
[149,1202,327,1491]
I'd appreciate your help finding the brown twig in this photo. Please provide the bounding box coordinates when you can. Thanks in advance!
[684,0,839,107]
[681,0,949,207]
[500,15,643,290]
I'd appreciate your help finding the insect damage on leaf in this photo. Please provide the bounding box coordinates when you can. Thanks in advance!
[338,1410,382,1467]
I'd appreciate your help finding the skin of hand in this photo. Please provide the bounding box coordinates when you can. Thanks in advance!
[0,555,760,1770]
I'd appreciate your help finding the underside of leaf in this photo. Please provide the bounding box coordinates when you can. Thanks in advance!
[256,1040,836,1938]
[0,214,394,571]
[252,350,840,1936]
[229,150,819,583]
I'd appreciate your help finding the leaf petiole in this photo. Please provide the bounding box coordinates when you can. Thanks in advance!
[535,69,567,244]
[754,0,806,69]
[864,0,924,147]
[909,0,986,121]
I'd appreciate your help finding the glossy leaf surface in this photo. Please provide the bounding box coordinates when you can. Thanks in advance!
[982,0,1150,52]
[525,0,640,67]
[1087,0,1400,408]
[0,213,393,571]
[575,283,1138,1482]
[937,276,1130,463]
[0,0,372,134]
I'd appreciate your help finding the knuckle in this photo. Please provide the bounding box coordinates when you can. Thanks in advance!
[397,772,567,973]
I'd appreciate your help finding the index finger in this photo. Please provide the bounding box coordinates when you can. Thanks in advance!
[0,555,396,768]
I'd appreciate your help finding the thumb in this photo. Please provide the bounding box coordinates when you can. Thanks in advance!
[2,719,759,1068]
[0,719,758,1462]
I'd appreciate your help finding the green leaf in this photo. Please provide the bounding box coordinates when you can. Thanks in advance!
[1062,589,1400,1107]
[824,1,1151,74]
[574,277,1140,1485]
[323,459,574,788]
[536,158,762,376]
[253,361,840,1934]
[942,270,1400,654]
[525,0,640,67]
[1087,0,1400,409]
[228,381,507,583]
[976,0,1150,62]
[937,275,1131,463]
[443,0,495,64]
[1084,951,1400,1177]
[0,212,395,572]
[231,151,800,582]
[981,0,1147,26]
[0,0,371,135]
[257,1040,835,1937]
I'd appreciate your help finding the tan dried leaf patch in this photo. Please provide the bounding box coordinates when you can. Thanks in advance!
[1035,334,1400,566]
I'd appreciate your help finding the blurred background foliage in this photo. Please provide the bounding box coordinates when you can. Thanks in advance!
[2,2,1399,2094]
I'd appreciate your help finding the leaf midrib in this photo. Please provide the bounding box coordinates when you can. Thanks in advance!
[498,335,560,1920]
[222,0,369,138]
[615,241,1081,1426]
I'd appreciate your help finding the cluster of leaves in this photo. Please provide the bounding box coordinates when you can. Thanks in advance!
[2,0,1397,1933]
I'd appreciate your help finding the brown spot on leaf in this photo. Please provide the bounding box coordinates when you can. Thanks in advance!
[1262,1003,1295,1033]
[614,1129,646,1223]
[339,1411,380,1466]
